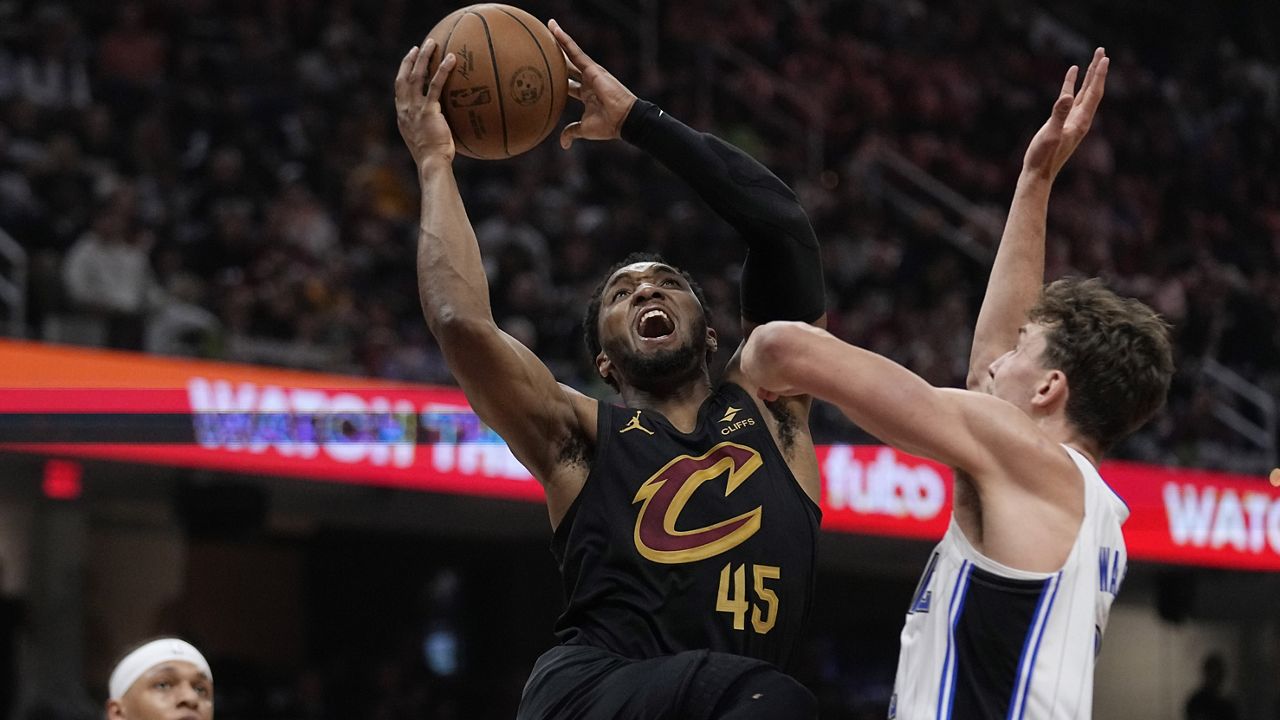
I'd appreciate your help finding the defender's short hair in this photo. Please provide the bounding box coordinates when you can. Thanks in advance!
[1029,277,1174,453]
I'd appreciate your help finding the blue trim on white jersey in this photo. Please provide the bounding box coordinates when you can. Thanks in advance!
[936,561,972,720]
[1098,476,1129,511]
[1009,571,1063,720]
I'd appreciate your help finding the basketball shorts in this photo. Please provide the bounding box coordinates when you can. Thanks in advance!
[515,643,815,720]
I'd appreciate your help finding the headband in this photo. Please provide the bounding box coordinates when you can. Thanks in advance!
[108,638,211,700]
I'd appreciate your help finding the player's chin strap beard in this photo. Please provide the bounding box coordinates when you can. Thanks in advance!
[609,338,709,395]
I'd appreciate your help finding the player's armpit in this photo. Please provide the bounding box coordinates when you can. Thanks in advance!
[722,337,822,504]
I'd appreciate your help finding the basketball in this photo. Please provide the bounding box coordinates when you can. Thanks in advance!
[425,4,568,160]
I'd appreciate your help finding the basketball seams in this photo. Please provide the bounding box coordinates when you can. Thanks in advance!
[495,7,557,150]
[428,4,566,159]
[439,11,479,158]
[469,11,511,158]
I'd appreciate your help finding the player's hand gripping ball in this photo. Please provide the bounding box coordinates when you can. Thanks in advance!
[425,4,569,159]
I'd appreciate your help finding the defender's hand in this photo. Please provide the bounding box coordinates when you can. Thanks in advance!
[548,19,638,149]
[395,37,459,169]
[1023,47,1109,182]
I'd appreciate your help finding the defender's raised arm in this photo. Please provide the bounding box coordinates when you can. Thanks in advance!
[968,49,1108,390]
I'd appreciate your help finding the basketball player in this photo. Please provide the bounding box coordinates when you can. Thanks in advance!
[105,637,213,720]
[741,50,1174,718]
[395,19,825,720]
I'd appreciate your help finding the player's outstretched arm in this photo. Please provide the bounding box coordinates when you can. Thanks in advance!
[395,38,591,511]
[743,322,1073,487]
[967,49,1108,390]
[548,20,825,335]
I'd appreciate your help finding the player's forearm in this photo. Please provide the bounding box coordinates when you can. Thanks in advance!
[967,173,1052,389]
[747,322,969,467]
[621,101,803,228]
[415,161,496,337]
[623,101,824,323]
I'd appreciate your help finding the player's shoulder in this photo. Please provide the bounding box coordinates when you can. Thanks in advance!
[938,388,1076,477]
[938,387,1038,434]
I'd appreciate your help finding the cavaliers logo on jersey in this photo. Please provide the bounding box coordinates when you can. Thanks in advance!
[631,442,764,564]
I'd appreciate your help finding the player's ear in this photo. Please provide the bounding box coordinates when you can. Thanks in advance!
[706,326,718,355]
[106,699,126,720]
[595,350,613,382]
[1032,369,1068,410]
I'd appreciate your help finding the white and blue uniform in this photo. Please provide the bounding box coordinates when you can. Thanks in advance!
[890,446,1129,720]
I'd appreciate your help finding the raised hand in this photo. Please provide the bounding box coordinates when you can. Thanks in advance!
[547,19,638,149]
[394,36,458,168]
[1023,47,1109,182]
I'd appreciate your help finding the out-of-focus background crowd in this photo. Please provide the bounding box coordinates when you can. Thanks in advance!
[3,0,1276,473]
[1,0,1277,718]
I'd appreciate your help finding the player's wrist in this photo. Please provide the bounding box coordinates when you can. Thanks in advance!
[1015,168,1055,192]
[620,98,660,144]
[417,154,455,177]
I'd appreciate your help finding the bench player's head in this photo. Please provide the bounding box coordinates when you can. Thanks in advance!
[985,277,1173,455]
[584,252,716,393]
[106,637,213,720]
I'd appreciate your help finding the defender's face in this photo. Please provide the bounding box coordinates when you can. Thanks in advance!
[596,262,711,382]
[111,662,213,720]
[985,323,1053,410]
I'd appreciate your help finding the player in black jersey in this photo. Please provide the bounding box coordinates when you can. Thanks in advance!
[395,19,825,720]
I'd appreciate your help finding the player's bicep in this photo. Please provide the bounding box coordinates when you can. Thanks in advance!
[833,382,998,475]
[435,319,585,481]
[844,383,1076,513]
[772,330,996,473]
[944,389,1077,496]
[863,387,1062,486]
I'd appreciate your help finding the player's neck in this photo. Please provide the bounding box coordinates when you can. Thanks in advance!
[1037,414,1101,466]
[619,377,713,433]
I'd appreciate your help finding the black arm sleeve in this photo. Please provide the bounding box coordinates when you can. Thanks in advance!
[621,100,825,324]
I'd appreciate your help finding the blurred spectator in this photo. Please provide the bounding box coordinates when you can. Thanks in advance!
[61,188,159,349]
[1185,653,1240,720]
[97,1,168,95]
[0,559,23,720]
[144,271,221,357]
[12,5,91,111]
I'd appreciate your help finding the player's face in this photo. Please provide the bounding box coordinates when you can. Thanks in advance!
[596,262,712,387]
[985,323,1054,411]
[110,662,214,720]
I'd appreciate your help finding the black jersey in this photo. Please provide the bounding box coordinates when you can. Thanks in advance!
[551,383,821,670]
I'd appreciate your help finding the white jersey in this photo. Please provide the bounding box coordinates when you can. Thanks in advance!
[890,446,1129,720]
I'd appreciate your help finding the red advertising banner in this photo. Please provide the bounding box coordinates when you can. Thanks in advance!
[2,340,1277,571]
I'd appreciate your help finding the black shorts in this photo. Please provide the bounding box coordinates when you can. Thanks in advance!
[516,644,809,720]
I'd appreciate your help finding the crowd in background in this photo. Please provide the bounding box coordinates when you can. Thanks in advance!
[1,0,1278,716]
[2,0,1278,471]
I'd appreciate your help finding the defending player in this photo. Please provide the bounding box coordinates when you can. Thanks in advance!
[741,50,1174,718]
[395,19,825,720]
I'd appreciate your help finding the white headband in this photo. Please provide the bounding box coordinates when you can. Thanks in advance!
[108,638,212,700]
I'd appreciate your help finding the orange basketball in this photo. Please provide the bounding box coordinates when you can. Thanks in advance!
[426,4,569,160]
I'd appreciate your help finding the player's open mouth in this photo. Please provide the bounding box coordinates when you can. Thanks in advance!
[636,308,676,342]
